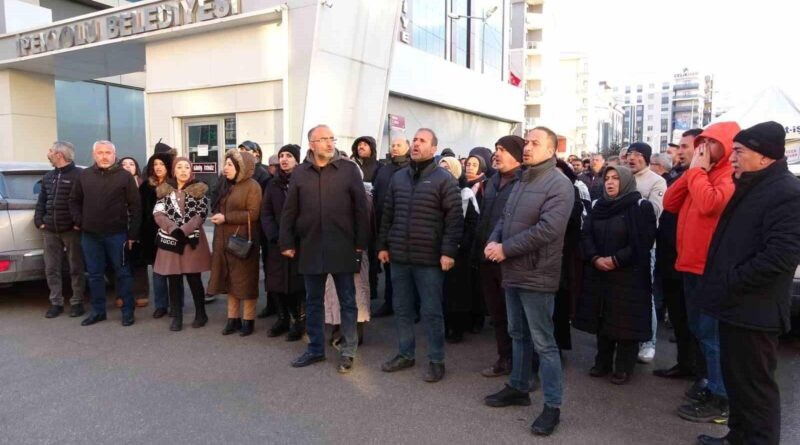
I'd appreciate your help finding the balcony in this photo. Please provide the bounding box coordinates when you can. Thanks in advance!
[526,13,544,30]
[673,82,699,91]
[526,41,543,53]
[525,90,544,104]
[672,105,699,113]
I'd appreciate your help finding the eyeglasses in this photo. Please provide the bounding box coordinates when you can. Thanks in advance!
[311,137,337,143]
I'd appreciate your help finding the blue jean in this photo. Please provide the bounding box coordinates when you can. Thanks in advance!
[506,288,563,408]
[684,273,726,397]
[391,263,445,363]
[304,273,358,358]
[152,270,175,310]
[81,232,133,316]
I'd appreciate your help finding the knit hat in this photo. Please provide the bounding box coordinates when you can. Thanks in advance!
[441,148,456,158]
[495,135,525,163]
[627,142,652,164]
[733,121,786,160]
[278,144,301,163]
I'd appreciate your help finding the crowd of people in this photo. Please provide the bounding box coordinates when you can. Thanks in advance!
[34,120,800,443]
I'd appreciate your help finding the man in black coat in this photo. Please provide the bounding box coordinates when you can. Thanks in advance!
[279,125,369,374]
[695,122,800,445]
[35,141,86,319]
[578,153,606,200]
[378,128,463,383]
[372,137,411,317]
[351,135,381,183]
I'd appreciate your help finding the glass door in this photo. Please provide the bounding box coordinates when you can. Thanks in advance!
[183,116,236,192]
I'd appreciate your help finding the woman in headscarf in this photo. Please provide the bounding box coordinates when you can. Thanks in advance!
[439,156,478,343]
[464,154,487,203]
[152,158,212,331]
[464,154,488,332]
[573,165,656,385]
[207,149,262,337]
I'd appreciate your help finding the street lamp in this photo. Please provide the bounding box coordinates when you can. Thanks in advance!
[447,5,499,74]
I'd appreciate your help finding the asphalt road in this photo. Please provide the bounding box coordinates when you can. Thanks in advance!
[1,278,798,445]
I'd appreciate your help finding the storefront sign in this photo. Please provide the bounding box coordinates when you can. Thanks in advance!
[192,162,218,173]
[398,0,410,44]
[389,114,405,131]
[16,0,238,57]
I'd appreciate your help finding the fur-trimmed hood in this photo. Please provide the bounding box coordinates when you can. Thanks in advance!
[156,180,208,199]
[225,148,256,183]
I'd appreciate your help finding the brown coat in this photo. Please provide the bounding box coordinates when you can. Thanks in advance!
[207,150,262,299]
[152,182,212,276]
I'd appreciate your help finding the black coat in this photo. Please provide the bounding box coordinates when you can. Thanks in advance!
[578,168,605,201]
[655,166,686,282]
[697,160,800,333]
[69,164,141,239]
[261,172,304,294]
[278,153,370,275]
[574,193,657,341]
[372,153,410,232]
[444,193,479,313]
[251,163,272,192]
[471,168,520,265]
[34,162,82,233]
[138,180,161,264]
[351,136,381,183]
[378,159,463,266]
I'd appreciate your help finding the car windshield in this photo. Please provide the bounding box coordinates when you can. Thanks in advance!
[0,173,43,200]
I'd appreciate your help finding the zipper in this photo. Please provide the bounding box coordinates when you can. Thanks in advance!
[53,169,61,231]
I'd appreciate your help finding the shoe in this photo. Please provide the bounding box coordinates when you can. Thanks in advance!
[696,434,733,445]
[481,358,512,377]
[192,313,208,328]
[115,298,123,308]
[291,351,325,368]
[678,395,729,424]
[653,364,694,379]
[337,356,354,374]
[381,355,415,373]
[286,322,305,342]
[239,320,254,336]
[637,345,655,364]
[372,303,393,318]
[589,366,611,378]
[267,318,289,337]
[204,295,216,304]
[484,384,531,407]
[81,312,107,326]
[153,308,168,319]
[445,329,464,344]
[45,305,64,318]
[69,304,85,318]
[422,362,445,383]
[530,405,560,436]
[610,371,631,385]
[121,314,135,327]
[685,379,710,402]
[170,315,182,331]
[135,298,149,308]
[221,318,241,335]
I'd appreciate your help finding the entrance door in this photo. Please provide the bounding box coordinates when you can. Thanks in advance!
[183,116,236,192]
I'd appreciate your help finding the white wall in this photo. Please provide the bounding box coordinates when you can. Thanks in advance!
[0,0,51,34]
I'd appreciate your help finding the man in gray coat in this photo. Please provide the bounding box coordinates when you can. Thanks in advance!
[482,126,574,436]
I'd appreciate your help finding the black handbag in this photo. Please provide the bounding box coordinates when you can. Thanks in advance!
[226,214,253,259]
[156,229,186,254]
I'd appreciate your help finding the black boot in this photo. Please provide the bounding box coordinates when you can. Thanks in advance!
[169,280,183,331]
[222,318,241,335]
[239,319,254,337]
[170,314,183,331]
[268,294,290,337]
[192,294,208,328]
[286,293,306,342]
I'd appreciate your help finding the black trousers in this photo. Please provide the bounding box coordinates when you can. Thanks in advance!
[167,273,205,314]
[719,322,781,445]
[596,334,638,374]
[663,274,705,376]
[479,262,511,361]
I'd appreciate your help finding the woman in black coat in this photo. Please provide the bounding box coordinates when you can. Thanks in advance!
[573,165,656,385]
[261,145,306,341]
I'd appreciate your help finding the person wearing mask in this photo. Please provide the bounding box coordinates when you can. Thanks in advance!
[279,125,369,374]
[119,157,143,187]
[69,140,141,327]
[351,136,381,183]
[695,122,800,445]
[664,121,740,425]
[472,135,523,377]
[625,142,667,365]
[261,144,306,341]
[152,157,211,331]
[371,137,411,318]
[207,149,262,337]
[378,128,462,383]
[574,165,657,384]
[482,127,573,436]
[578,153,605,200]
[37,141,85,319]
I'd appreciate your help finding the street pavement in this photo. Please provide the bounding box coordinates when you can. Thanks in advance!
[1,278,798,445]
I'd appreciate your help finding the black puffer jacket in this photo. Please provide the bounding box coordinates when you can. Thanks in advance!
[34,162,82,233]
[697,159,800,333]
[378,159,463,266]
[69,164,142,238]
[655,166,686,282]
[471,168,520,265]
[373,153,410,229]
[351,136,381,183]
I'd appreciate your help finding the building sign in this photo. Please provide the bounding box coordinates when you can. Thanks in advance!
[389,114,405,132]
[192,162,218,174]
[16,0,238,57]
[398,0,410,44]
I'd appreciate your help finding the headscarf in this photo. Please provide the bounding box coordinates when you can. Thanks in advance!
[439,156,462,179]
[591,165,641,219]
[602,165,636,201]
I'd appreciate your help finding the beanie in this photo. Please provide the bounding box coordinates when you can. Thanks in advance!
[627,142,652,164]
[495,135,525,163]
[278,144,301,163]
[441,148,456,158]
[733,121,786,160]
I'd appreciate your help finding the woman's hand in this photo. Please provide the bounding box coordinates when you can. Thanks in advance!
[210,213,225,225]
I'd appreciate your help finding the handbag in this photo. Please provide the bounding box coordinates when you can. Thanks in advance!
[226,213,253,259]
[156,229,186,254]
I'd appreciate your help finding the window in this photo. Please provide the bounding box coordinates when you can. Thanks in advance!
[662,82,670,89]
[636,85,643,92]
[647,125,653,131]
[450,0,468,67]
[661,95,669,104]
[473,0,504,79]
[409,0,446,58]
[648,104,654,110]
[647,93,654,100]
[660,118,668,132]
[637,95,642,103]
[625,97,630,104]
[625,86,631,94]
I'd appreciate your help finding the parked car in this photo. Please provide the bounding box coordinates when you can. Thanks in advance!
[0,162,51,285]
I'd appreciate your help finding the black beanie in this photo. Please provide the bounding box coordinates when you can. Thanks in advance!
[441,148,456,158]
[627,142,652,164]
[495,135,525,163]
[278,144,301,163]
[733,121,785,160]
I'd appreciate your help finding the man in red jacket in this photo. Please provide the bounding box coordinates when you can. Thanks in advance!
[663,121,740,424]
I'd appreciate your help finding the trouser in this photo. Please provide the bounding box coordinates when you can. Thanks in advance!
[167,273,205,317]
[596,334,639,374]
[392,263,445,363]
[642,248,657,350]
[383,262,394,307]
[663,273,704,375]
[685,273,726,397]
[152,271,175,310]
[81,232,132,316]
[368,245,379,300]
[260,239,277,312]
[719,322,780,445]
[276,291,305,324]
[130,264,150,299]
[480,262,511,361]
[227,296,257,320]
[305,273,358,358]
[43,230,85,306]
[505,288,563,408]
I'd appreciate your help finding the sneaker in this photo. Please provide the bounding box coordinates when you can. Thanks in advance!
[678,395,729,424]
[685,379,710,402]
[530,405,560,436]
[637,345,656,364]
[481,358,512,377]
[45,305,64,318]
[381,355,415,373]
[484,384,531,407]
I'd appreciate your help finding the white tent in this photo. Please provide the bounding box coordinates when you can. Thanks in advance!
[713,86,800,164]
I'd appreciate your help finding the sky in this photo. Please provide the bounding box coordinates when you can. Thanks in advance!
[551,0,800,109]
